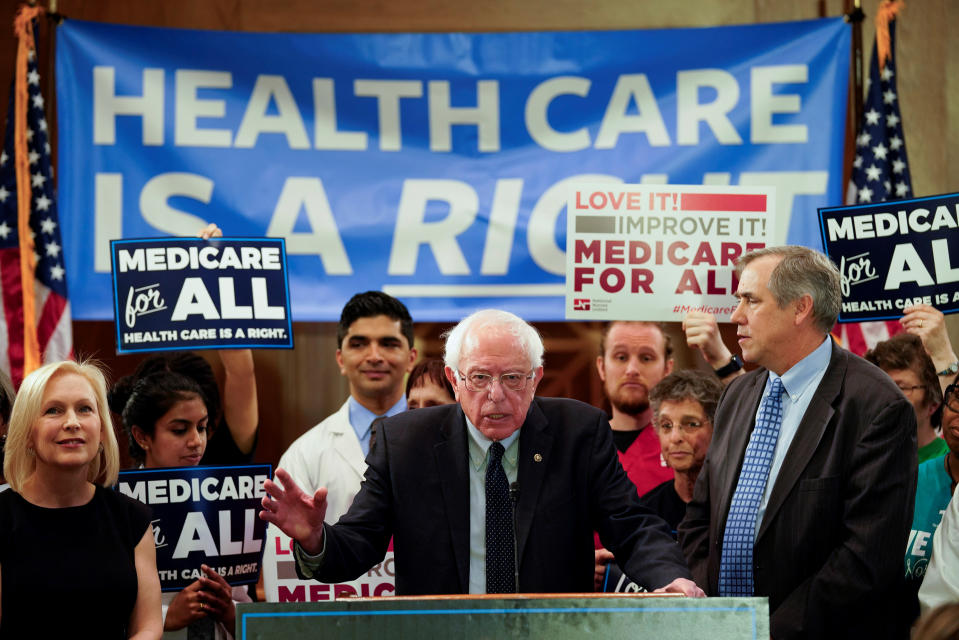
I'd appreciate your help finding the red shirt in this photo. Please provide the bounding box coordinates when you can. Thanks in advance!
[618,424,674,497]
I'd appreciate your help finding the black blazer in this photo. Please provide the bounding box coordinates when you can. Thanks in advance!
[314,396,690,594]
[679,341,917,639]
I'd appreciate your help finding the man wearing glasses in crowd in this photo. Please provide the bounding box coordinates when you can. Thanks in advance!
[261,309,702,596]
[866,334,947,464]
[598,370,724,592]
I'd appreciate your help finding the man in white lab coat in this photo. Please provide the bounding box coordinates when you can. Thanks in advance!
[263,291,416,598]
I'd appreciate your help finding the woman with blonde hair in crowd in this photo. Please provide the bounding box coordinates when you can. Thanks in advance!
[0,360,161,638]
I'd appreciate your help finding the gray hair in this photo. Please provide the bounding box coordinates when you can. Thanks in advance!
[443,309,544,372]
[737,245,841,333]
[649,370,724,422]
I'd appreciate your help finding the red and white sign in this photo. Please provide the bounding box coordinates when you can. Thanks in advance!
[262,526,395,602]
[565,184,777,321]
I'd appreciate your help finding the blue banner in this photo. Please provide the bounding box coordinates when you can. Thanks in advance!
[819,192,959,323]
[110,237,293,353]
[117,464,272,591]
[57,18,850,321]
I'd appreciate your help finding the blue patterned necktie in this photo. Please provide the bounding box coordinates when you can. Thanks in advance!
[485,442,516,593]
[718,376,786,596]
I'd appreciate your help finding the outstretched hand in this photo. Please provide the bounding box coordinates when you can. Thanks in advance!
[260,468,328,554]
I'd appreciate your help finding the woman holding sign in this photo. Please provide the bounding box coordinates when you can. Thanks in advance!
[0,361,162,638]
[115,223,260,468]
[116,350,257,466]
[112,370,248,640]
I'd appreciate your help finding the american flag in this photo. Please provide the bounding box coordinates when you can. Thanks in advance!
[0,14,72,386]
[837,10,909,356]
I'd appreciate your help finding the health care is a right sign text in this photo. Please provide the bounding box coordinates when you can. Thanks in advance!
[819,192,959,322]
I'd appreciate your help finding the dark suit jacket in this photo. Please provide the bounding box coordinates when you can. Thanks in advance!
[679,341,917,640]
[313,397,691,594]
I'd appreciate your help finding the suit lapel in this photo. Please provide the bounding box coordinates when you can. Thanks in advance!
[715,373,766,524]
[757,343,844,541]
[515,400,553,567]
[433,406,471,591]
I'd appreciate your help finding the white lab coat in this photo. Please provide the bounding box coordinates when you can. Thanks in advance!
[276,400,367,521]
[262,400,368,601]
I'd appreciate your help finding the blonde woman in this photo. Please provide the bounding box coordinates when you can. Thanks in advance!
[0,361,161,639]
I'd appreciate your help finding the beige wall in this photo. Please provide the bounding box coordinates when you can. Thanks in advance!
[1,0,954,465]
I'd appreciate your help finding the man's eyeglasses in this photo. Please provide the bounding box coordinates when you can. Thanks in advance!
[945,383,959,412]
[456,370,535,392]
[654,418,709,435]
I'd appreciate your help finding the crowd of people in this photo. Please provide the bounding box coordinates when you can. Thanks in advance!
[1,243,959,639]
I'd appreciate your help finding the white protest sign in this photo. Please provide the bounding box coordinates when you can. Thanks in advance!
[117,465,271,590]
[566,184,776,321]
[262,525,395,602]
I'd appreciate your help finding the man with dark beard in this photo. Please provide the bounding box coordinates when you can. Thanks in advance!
[593,321,675,588]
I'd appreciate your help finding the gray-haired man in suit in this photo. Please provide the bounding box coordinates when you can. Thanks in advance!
[679,246,916,639]
[262,308,703,596]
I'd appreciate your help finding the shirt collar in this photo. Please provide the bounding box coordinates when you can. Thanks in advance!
[347,394,407,437]
[772,335,833,401]
[465,414,521,471]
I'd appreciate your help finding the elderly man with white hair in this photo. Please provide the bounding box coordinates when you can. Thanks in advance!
[261,309,701,596]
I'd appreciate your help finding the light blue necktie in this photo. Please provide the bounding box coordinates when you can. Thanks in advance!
[718,376,785,596]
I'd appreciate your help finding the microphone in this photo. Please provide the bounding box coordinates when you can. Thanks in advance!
[509,481,521,593]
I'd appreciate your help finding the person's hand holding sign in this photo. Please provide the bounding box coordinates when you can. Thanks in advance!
[902,304,958,393]
[260,468,329,555]
[198,222,222,241]
[196,222,261,457]
[197,564,236,635]
[164,565,228,631]
[683,311,744,384]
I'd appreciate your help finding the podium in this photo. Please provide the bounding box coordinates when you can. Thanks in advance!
[237,594,768,639]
